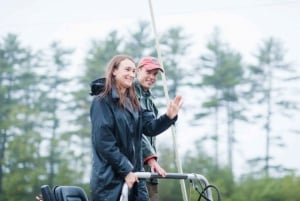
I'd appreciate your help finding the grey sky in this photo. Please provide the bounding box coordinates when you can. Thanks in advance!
[1,0,299,55]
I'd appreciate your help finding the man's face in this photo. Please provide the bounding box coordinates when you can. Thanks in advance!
[136,66,159,90]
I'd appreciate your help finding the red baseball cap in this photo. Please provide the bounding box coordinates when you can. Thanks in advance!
[137,56,164,72]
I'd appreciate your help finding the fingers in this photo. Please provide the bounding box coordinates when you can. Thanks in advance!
[166,95,183,119]
[174,95,183,106]
[150,165,155,173]
[35,195,43,201]
[174,95,183,109]
[150,161,167,177]
[156,166,166,177]
[125,172,139,189]
[170,95,183,111]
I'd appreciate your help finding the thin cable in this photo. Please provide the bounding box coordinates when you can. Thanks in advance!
[196,184,222,201]
[147,0,188,201]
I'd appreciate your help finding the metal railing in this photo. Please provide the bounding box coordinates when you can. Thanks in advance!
[119,172,213,201]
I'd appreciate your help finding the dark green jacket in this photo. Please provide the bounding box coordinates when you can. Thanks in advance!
[134,80,159,184]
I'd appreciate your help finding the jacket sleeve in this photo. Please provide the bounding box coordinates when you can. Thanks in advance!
[142,109,178,137]
[90,98,133,177]
[141,134,157,164]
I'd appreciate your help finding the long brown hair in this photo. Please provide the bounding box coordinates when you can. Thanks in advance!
[101,54,140,111]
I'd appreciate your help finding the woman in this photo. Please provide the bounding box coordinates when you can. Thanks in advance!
[89,55,182,201]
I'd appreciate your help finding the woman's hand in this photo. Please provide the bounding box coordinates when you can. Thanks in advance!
[125,172,139,189]
[166,95,183,119]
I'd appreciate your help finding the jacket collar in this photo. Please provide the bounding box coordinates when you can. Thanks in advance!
[111,86,137,117]
[111,86,120,100]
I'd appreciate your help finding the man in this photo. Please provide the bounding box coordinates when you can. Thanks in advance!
[135,56,166,201]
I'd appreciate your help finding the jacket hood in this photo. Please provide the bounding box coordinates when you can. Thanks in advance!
[90,77,105,96]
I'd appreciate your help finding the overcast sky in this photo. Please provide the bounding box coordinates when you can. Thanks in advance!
[1,0,299,62]
[1,0,299,177]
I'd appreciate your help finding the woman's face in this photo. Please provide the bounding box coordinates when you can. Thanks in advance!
[113,59,136,89]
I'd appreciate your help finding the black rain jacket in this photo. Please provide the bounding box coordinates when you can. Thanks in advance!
[89,78,177,201]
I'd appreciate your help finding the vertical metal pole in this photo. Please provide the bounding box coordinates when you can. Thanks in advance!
[147,1,188,201]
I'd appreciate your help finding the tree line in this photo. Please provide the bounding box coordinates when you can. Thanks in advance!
[0,21,299,201]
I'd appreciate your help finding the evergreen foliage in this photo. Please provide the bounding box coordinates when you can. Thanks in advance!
[0,21,299,201]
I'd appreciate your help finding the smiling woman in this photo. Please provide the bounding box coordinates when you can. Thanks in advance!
[89,54,183,201]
